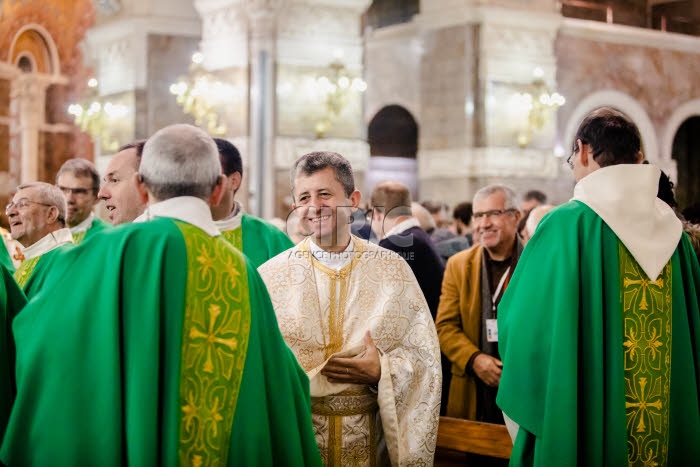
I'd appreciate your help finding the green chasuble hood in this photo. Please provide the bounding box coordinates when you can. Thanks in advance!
[0,218,321,466]
[497,201,700,467]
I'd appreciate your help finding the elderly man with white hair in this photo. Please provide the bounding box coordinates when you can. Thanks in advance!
[6,181,73,294]
[0,124,321,466]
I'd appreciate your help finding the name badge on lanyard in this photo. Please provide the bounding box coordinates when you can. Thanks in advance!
[488,266,511,343]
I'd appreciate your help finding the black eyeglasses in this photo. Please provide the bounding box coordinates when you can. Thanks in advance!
[58,186,95,196]
[472,209,516,221]
[5,198,54,215]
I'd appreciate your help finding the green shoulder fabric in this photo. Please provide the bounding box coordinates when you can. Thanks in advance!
[0,265,27,441]
[73,216,111,245]
[240,213,293,269]
[18,244,74,299]
[497,201,700,466]
[0,243,15,274]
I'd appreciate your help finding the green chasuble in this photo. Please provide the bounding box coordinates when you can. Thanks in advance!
[0,263,26,442]
[71,215,110,245]
[13,244,74,299]
[219,213,293,269]
[497,201,700,467]
[0,242,15,274]
[0,217,321,466]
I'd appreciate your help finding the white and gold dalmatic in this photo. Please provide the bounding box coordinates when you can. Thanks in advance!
[259,236,441,466]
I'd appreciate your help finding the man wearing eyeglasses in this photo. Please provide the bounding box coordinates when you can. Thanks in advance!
[6,182,73,294]
[497,107,700,466]
[435,184,522,431]
[56,158,110,244]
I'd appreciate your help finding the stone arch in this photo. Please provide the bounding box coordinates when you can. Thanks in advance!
[662,99,700,163]
[368,104,418,159]
[9,24,60,75]
[671,116,700,210]
[563,90,660,165]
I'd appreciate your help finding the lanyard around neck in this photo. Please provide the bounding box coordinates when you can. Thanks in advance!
[491,266,511,312]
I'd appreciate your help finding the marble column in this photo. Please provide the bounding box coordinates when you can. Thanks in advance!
[10,74,51,184]
[246,1,284,220]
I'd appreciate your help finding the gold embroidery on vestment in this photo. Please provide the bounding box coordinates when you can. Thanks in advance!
[620,243,671,467]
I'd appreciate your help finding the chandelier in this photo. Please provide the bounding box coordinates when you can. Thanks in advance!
[313,59,367,138]
[170,52,235,136]
[510,71,565,148]
[67,79,130,152]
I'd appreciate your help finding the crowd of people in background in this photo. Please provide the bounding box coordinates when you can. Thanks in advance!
[0,107,699,466]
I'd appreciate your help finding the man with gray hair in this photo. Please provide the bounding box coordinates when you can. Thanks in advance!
[56,158,110,243]
[6,181,73,294]
[435,184,522,430]
[0,124,321,466]
[259,151,441,465]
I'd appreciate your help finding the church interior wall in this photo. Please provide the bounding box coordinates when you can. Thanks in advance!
[556,32,700,164]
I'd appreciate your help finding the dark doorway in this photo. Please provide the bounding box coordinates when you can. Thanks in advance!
[368,105,418,159]
[672,116,700,210]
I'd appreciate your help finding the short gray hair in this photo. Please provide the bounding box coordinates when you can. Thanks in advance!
[290,151,355,200]
[139,124,221,201]
[56,158,100,193]
[17,181,67,226]
[473,184,518,210]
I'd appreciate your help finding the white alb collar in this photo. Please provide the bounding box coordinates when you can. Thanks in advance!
[22,227,73,260]
[309,237,355,270]
[573,164,682,281]
[382,217,420,240]
[134,196,221,237]
[70,212,95,234]
[214,201,243,232]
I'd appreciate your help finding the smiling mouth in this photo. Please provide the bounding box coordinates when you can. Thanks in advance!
[310,215,331,223]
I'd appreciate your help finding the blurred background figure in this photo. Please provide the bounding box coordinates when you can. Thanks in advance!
[521,204,554,244]
[436,201,473,263]
[519,190,547,214]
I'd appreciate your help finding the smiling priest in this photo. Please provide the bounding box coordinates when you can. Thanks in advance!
[258,151,441,466]
[0,124,321,466]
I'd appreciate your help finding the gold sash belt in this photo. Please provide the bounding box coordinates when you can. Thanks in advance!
[312,391,378,417]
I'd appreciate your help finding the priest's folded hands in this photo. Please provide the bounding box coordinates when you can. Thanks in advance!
[320,331,381,385]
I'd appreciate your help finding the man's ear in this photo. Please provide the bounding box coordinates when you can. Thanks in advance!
[635,151,644,164]
[349,189,361,208]
[47,205,60,225]
[577,139,590,167]
[229,172,242,195]
[134,173,150,204]
[208,175,227,207]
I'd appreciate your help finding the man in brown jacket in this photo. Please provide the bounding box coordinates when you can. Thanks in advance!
[435,184,522,424]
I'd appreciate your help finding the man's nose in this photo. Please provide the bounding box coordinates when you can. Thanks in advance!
[97,186,108,200]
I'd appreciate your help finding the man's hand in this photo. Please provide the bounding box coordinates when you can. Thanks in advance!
[321,331,381,385]
[472,353,502,387]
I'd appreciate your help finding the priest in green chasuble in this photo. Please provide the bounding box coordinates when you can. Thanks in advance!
[258,152,441,466]
[0,124,321,466]
[0,246,26,443]
[211,138,293,268]
[56,158,110,244]
[497,108,700,466]
[6,182,74,296]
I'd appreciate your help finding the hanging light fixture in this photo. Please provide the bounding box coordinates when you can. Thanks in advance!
[67,79,131,152]
[169,52,237,136]
[512,69,566,148]
[312,58,367,138]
